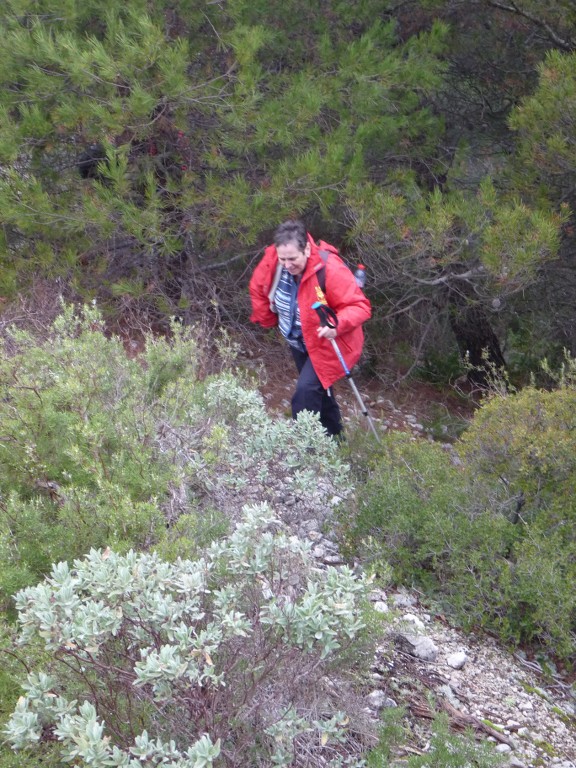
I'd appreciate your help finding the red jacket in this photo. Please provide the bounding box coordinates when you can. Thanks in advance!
[249,233,371,389]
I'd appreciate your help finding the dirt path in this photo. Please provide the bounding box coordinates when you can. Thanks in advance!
[242,334,476,441]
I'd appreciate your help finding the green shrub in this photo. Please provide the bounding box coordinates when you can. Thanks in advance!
[4,504,371,767]
[458,386,576,654]
[404,713,504,767]
[415,349,465,387]
[346,385,576,659]
[459,387,576,516]
[341,433,478,584]
[0,618,63,768]
[0,303,351,603]
[366,709,504,767]
[0,304,191,603]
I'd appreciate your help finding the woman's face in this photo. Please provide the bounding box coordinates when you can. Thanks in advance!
[277,241,311,276]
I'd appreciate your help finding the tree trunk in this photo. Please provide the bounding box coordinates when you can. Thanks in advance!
[449,301,506,386]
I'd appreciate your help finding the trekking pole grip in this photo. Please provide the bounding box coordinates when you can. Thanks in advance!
[312,301,338,329]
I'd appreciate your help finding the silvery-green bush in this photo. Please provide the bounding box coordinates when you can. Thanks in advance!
[5,503,368,767]
[0,302,351,601]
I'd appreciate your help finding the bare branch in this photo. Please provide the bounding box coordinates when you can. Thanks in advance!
[486,0,575,51]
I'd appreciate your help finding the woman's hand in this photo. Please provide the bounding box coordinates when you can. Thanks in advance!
[317,325,337,340]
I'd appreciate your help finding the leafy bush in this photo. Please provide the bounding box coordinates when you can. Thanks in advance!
[0,303,351,605]
[0,304,188,604]
[4,504,371,767]
[341,433,481,585]
[458,386,576,655]
[346,383,576,658]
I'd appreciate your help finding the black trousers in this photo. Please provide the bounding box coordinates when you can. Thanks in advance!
[290,347,343,436]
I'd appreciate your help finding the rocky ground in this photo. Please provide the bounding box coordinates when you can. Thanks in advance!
[295,500,576,768]
[248,335,476,441]
[219,429,576,764]
[365,587,576,767]
[246,341,576,767]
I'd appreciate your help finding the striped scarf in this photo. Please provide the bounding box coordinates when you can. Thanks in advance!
[274,268,305,351]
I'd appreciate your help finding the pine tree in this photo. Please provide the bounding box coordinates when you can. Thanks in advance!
[0,0,447,322]
[0,0,568,380]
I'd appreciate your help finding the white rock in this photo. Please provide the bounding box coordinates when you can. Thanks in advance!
[366,690,388,710]
[366,689,397,710]
[402,613,425,631]
[369,589,387,602]
[402,634,439,662]
[446,651,468,670]
[312,545,326,559]
[323,554,346,564]
[438,684,461,709]
[373,601,389,614]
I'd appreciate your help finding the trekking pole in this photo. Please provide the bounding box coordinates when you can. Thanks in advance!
[312,302,380,442]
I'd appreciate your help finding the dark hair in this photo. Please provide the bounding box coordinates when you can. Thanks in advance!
[273,220,308,251]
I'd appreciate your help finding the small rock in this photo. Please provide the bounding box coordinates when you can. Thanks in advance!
[373,601,389,614]
[312,545,326,559]
[366,690,397,710]
[438,684,462,709]
[391,591,417,609]
[446,651,468,670]
[396,633,439,662]
[366,690,387,709]
[495,743,512,754]
[369,589,387,602]
[300,518,320,532]
[402,613,425,631]
[323,554,346,565]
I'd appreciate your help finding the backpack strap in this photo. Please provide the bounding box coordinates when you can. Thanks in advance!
[317,249,329,294]
[268,262,283,313]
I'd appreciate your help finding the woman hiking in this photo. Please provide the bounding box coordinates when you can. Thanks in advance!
[249,220,371,437]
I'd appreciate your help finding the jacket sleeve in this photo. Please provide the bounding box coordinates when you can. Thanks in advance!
[249,246,279,328]
[324,257,371,335]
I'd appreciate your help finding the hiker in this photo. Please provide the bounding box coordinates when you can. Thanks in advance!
[249,219,371,437]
